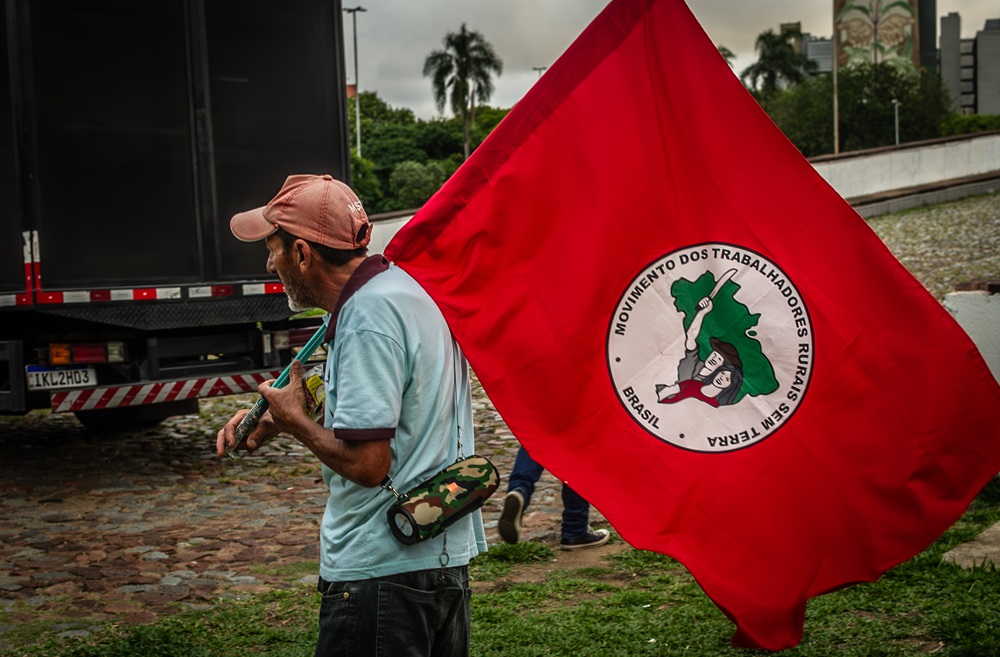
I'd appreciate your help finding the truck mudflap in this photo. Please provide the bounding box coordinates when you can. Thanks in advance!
[49,369,281,414]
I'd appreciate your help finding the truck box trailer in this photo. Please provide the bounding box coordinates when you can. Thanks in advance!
[1,0,349,429]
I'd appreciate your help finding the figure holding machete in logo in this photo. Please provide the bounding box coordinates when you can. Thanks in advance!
[656,268,744,407]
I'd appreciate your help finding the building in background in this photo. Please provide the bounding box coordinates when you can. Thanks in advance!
[939,12,974,113]
[772,2,998,117]
[977,19,1000,115]
[940,14,1000,115]
[781,22,833,76]
[804,34,834,75]
[834,0,922,73]
[918,0,937,71]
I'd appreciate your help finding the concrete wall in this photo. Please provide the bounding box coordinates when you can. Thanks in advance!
[810,132,1000,200]
[944,291,1000,384]
[368,213,414,255]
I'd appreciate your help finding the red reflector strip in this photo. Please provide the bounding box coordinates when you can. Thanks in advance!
[265,283,284,294]
[38,291,64,304]
[21,232,34,295]
[23,284,262,305]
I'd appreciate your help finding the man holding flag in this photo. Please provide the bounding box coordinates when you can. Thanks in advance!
[384,0,1000,649]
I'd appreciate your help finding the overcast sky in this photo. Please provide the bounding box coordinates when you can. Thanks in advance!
[342,0,997,119]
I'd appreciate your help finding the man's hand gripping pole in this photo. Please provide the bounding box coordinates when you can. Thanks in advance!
[225,324,328,458]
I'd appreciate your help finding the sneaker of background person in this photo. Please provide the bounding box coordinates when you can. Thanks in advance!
[559,528,610,551]
[498,490,525,544]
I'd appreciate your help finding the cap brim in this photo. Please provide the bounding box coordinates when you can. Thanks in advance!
[230,207,278,242]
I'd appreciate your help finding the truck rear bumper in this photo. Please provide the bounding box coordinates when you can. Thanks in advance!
[48,368,281,413]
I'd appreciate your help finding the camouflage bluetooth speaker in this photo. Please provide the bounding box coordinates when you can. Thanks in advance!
[388,456,500,545]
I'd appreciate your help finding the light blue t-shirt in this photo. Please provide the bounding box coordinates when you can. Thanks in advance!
[318,259,487,582]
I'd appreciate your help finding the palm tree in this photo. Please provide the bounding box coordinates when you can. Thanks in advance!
[423,24,503,159]
[717,45,736,68]
[740,28,817,98]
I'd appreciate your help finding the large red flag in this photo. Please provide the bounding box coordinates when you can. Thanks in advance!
[385,0,1000,649]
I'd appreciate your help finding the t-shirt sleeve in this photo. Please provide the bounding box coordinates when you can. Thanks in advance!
[330,326,405,441]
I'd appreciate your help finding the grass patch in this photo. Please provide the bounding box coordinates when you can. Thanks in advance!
[470,541,555,579]
[5,480,998,657]
[15,589,318,657]
[250,559,319,580]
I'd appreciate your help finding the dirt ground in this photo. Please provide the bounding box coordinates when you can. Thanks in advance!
[0,381,610,649]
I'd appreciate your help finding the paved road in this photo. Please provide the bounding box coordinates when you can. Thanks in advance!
[0,377,590,647]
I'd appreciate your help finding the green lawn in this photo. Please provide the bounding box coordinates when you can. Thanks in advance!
[6,478,997,657]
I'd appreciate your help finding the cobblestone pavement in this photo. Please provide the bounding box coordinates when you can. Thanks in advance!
[0,377,596,648]
[1,191,996,648]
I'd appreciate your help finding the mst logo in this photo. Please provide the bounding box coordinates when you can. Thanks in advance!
[606,243,814,453]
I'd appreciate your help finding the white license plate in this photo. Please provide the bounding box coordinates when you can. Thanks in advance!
[26,366,98,390]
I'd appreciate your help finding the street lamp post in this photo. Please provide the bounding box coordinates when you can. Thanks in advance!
[892,98,900,146]
[344,6,366,157]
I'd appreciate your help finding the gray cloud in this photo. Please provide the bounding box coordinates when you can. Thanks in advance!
[347,0,997,119]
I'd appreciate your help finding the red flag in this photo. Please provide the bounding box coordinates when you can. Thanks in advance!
[385,0,1000,649]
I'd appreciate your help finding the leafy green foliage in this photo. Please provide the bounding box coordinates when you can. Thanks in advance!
[740,27,817,99]
[349,151,382,211]
[389,160,447,210]
[346,92,508,213]
[942,113,1000,136]
[762,63,953,156]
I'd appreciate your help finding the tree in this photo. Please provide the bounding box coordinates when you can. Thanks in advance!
[389,160,447,210]
[349,151,383,212]
[762,63,951,157]
[764,75,836,156]
[740,28,816,99]
[423,24,503,160]
[717,45,735,68]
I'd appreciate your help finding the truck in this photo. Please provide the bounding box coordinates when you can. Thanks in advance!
[1,0,350,430]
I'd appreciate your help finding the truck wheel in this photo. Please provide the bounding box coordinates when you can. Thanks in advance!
[74,399,200,432]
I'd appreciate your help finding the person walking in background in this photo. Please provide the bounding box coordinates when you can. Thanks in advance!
[498,446,609,550]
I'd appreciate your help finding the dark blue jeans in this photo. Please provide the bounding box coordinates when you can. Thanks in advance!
[506,446,590,539]
[315,565,471,657]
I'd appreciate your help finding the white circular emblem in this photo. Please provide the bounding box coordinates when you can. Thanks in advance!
[606,243,813,453]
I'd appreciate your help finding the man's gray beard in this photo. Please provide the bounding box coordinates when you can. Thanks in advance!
[283,280,315,313]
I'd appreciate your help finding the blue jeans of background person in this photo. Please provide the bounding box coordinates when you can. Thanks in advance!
[507,447,590,539]
[315,565,471,657]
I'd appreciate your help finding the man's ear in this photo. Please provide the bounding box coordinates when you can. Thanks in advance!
[293,239,313,272]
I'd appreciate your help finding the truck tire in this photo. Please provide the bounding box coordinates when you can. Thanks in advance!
[74,399,200,432]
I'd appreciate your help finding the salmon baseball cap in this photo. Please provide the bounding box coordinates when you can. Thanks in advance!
[230,174,370,249]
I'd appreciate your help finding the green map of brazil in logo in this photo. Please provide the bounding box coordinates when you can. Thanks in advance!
[606,243,814,453]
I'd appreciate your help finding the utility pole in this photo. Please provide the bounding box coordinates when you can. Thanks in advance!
[832,2,839,154]
[892,98,900,145]
[532,66,547,78]
[344,6,367,157]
